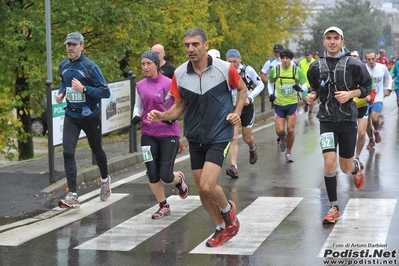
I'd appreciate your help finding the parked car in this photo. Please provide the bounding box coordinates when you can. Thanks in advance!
[31,110,48,135]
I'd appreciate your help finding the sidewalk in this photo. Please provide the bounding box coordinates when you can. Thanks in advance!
[0,97,282,217]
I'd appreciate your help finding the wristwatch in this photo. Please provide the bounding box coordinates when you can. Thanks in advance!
[82,86,88,93]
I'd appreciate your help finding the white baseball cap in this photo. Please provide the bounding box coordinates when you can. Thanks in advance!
[208,49,221,59]
[323,26,344,39]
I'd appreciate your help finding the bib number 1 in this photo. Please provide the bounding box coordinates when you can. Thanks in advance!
[66,87,86,103]
[141,146,153,162]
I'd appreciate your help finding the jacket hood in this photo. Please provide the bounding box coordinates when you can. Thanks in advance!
[323,47,350,59]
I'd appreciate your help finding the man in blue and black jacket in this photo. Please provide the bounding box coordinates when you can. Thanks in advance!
[56,32,111,208]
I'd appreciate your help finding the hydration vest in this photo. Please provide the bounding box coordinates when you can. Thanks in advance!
[271,64,298,85]
[240,64,253,89]
[318,56,351,90]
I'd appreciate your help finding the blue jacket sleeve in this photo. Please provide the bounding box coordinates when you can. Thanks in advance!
[84,65,110,103]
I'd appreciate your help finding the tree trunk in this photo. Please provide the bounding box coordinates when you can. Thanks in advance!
[18,109,34,160]
[16,76,34,160]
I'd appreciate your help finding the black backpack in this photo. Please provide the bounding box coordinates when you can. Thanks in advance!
[240,64,254,89]
[271,64,298,85]
[271,64,301,99]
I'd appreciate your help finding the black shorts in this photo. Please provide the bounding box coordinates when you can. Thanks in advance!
[241,102,255,128]
[141,134,179,184]
[357,106,369,119]
[189,142,230,170]
[319,121,357,159]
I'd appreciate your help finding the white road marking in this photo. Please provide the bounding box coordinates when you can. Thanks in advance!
[318,198,397,258]
[0,193,128,246]
[75,195,202,251]
[190,197,303,255]
[0,122,272,233]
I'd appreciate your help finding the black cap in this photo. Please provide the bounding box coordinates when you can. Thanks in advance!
[279,49,294,60]
[305,50,312,55]
[273,44,283,52]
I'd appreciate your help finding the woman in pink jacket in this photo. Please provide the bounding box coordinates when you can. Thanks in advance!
[131,50,188,219]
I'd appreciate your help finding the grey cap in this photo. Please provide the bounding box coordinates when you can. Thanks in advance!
[64,32,84,44]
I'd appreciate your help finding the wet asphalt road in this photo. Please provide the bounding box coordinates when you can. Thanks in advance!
[0,94,398,266]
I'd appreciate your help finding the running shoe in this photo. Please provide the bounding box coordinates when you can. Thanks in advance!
[226,165,239,179]
[285,153,294,162]
[100,175,111,201]
[322,205,340,224]
[221,200,240,237]
[352,158,365,189]
[360,161,364,170]
[279,137,286,152]
[151,203,170,219]
[175,171,189,199]
[249,144,258,164]
[374,131,382,143]
[205,228,232,247]
[366,139,375,149]
[355,156,364,170]
[59,192,80,208]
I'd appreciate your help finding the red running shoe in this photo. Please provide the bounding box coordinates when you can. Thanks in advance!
[175,171,189,199]
[322,205,340,224]
[205,228,232,247]
[221,200,240,237]
[249,144,258,164]
[151,203,170,219]
[226,165,239,179]
[352,158,365,189]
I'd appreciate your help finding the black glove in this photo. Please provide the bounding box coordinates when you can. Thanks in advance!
[269,94,276,103]
[162,119,176,125]
[131,116,141,125]
[293,84,302,92]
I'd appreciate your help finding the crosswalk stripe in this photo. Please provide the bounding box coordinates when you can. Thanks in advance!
[190,196,303,255]
[0,124,265,234]
[75,195,202,251]
[0,193,128,246]
[318,198,397,258]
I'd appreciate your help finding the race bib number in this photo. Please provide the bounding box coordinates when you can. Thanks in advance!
[141,146,153,162]
[320,132,335,151]
[66,87,86,103]
[231,88,238,106]
[280,85,294,96]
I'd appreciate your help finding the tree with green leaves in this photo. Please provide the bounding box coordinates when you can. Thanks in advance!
[297,0,382,57]
[208,0,310,69]
[0,0,309,161]
[0,1,146,160]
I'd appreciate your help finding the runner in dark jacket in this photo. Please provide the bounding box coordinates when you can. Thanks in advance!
[305,26,371,224]
[307,48,371,123]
